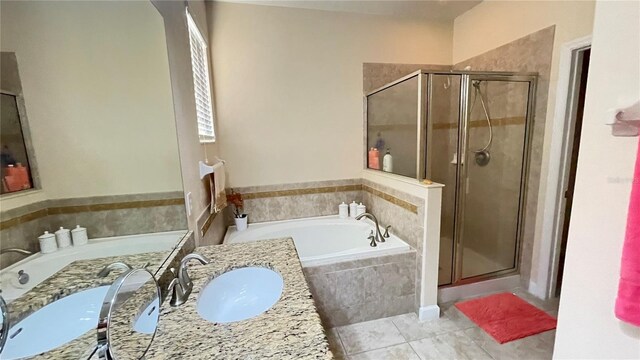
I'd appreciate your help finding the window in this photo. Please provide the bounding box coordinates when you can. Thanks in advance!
[186,10,215,143]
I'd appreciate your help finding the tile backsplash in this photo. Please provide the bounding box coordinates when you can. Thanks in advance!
[0,191,187,268]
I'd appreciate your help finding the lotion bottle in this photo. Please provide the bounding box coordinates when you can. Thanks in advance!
[383,148,393,172]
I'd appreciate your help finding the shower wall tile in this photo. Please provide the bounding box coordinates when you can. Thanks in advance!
[304,250,416,327]
[453,26,555,286]
[363,63,451,94]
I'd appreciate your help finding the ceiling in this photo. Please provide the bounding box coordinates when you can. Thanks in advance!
[214,0,483,21]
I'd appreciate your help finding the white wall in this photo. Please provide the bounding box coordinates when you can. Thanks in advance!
[0,1,181,202]
[208,2,452,187]
[553,1,640,358]
[452,0,596,292]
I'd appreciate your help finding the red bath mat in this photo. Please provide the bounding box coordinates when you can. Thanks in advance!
[455,292,557,344]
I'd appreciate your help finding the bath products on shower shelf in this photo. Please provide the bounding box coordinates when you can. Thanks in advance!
[71,225,88,246]
[38,231,57,254]
[356,203,366,216]
[338,202,349,219]
[55,227,72,248]
[382,148,393,172]
[368,148,380,170]
[349,201,358,218]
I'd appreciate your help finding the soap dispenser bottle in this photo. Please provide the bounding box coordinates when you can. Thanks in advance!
[383,148,393,172]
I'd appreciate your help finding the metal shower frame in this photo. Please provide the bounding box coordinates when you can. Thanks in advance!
[364,69,538,286]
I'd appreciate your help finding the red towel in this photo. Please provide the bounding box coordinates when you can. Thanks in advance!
[615,139,640,326]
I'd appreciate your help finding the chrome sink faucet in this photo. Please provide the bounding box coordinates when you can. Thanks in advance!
[355,212,385,243]
[168,253,210,307]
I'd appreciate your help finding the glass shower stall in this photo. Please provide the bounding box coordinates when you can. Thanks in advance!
[365,70,537,286]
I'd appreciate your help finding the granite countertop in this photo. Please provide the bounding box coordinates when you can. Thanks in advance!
[145,238,332,360]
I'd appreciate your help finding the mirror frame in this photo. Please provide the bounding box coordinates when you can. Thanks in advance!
[95,268,160,360]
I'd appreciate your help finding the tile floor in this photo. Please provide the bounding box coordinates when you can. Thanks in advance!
[327,288,560,360]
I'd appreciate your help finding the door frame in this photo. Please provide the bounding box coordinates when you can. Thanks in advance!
[534,35,592,299]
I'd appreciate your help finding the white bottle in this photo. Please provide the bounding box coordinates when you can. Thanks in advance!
[71,225,88,246]
[383,148,393,172]
[38,231,57,254]
[55,227,72,248]
[356,203,366,216]
[338,202,349,219]
[349,201,358,218]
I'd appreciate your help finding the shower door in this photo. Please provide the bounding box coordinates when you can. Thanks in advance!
[453,75,536,282]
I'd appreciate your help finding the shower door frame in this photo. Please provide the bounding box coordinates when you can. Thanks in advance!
[364,70,537,286]
[447,73,538,286]
[363,70,428,180]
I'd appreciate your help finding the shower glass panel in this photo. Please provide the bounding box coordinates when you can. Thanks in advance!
[428,74,462,286]
[459,79,532,279]
[366,75,420,178]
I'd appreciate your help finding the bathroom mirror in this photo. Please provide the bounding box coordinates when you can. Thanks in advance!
[0,0,186,351]
[96,269,160,360]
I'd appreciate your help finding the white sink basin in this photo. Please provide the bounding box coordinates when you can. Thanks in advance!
[1,286,109,359]
[197,267,283,323]
[132,297,160,334]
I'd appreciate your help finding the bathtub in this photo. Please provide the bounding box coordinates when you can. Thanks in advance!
[224,216,410,267]
[0,230,185,302]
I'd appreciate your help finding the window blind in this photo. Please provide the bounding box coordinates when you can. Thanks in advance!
[187,11,215,142]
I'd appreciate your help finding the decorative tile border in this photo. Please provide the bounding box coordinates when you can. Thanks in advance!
[432,116,526,130]
[231,181,418,216]
[362,185,418,214]
[0,196,184,230]
[241,184,362,200]
[0,208,48,230]
[200,210,218,238]
[47,198,184,215]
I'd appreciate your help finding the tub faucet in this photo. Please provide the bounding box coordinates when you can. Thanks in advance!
[168,253,210,307]
[383,225,392,238]
[0,248,33,257]
[97,262,133,278]
[355,213,385,243]
[367,231,377,247]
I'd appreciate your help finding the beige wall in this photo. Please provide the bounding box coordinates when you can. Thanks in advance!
[208,2,452,187]
[152,0,225,245]
[554,1,640,358]
[453,0,595,290]
[0,1,182,203]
